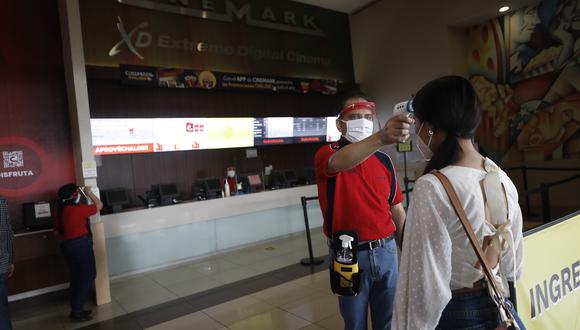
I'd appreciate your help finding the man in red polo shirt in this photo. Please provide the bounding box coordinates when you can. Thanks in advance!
[315,92,411,330]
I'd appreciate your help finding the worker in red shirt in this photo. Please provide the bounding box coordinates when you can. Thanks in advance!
[56,184,103,322]
[315,92,412,330]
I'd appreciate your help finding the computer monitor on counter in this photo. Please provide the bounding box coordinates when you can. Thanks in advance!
[103,188,129,213]
[23,201,55,231]
[159,183,179,205]
[204,178,223,199]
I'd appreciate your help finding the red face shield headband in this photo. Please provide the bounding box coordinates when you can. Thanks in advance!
[339,101,376,116]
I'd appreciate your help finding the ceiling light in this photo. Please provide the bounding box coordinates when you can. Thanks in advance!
[499,6,510,13]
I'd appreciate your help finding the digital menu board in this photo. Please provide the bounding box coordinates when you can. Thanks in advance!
[206,118,255,149]
[93,118,253,155]
[91,119,155,155]
[293,117,327,143]
[92,117,341,155]
[253,117,294,145]
[253,117,333,145]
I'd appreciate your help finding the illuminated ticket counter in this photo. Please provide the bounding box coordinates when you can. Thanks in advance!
[100,185,322,276]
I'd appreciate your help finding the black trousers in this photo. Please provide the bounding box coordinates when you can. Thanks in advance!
[61,236,96,313]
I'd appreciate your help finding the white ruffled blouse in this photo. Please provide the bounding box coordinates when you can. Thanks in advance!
[393,158,524,330]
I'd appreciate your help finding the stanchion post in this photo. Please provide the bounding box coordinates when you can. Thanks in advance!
[300,196,324,266]
[403,152,410,208]
[522,165,532,216]
[540,184,551,224]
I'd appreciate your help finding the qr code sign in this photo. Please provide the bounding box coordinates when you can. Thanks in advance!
[3,151,24,168]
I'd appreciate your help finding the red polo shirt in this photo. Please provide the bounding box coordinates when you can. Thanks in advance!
[56,204,97,240]
[315,139,403,241]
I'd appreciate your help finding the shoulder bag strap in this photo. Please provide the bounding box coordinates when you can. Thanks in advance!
[432,171,505,302]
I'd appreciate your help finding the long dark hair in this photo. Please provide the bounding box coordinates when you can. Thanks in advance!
[412,76,481,174]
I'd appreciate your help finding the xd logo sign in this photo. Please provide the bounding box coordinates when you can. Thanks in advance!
[108,16,152,60]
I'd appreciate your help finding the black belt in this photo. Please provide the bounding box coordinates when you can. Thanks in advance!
[62,235,91,244]
[329,234,394,251]
[358,235,394,251]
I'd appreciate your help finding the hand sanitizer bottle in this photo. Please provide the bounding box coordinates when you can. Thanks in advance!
[224,178,230,197]
[336,235,354,264]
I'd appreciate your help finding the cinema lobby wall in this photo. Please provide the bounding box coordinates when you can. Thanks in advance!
[1,0,79,296]
[5,0,579,301]
[349,0,580,216]
[89,81,335,276]
[89,77,339,200]
[83,0,356,277]
[2,0,360,297]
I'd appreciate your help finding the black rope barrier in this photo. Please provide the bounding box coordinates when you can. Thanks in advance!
[300,196,324,266]
[503,165,580,216]
[512,173,580,223]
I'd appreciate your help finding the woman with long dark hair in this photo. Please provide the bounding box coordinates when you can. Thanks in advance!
[56,184,103,322]
[393,76,524,329]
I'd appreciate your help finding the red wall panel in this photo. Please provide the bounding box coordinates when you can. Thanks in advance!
[0,0,75,230]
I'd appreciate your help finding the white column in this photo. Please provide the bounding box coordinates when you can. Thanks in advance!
[58,0,111,306]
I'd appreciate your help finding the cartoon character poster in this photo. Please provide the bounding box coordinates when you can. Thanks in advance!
[468,0,580,163]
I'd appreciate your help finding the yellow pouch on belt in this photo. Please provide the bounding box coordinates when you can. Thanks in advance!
[329,230,362,296]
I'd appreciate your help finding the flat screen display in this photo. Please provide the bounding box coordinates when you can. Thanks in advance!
[284,170,298,181]
[293,117,326,137]
[91,119,155,154]
[106,189,128,205]
[92,116,340,155]
[152,118,208,152]
[253,117,294,145]
[206,118,254,149]
[160,184,178,197]
[205,178,222,191]
[253,117,331,145]
[23,202,54,230]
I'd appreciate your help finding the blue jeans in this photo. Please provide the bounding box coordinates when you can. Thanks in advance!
[61,236,96,314]
[332,238,398,330]
[0,273,12,330]
[436,290,500,330]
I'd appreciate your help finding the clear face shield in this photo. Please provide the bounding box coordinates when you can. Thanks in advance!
[336,101,381,143]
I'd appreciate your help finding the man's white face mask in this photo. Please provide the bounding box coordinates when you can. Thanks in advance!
[342,118,374,143]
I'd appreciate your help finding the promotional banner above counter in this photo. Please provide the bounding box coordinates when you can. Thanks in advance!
[80,0,355,82]
[120,64,338,94]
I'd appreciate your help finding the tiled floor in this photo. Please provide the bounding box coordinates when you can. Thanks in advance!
[145,269,340,330]
[11,227,339,330]
[9,213,553,329]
